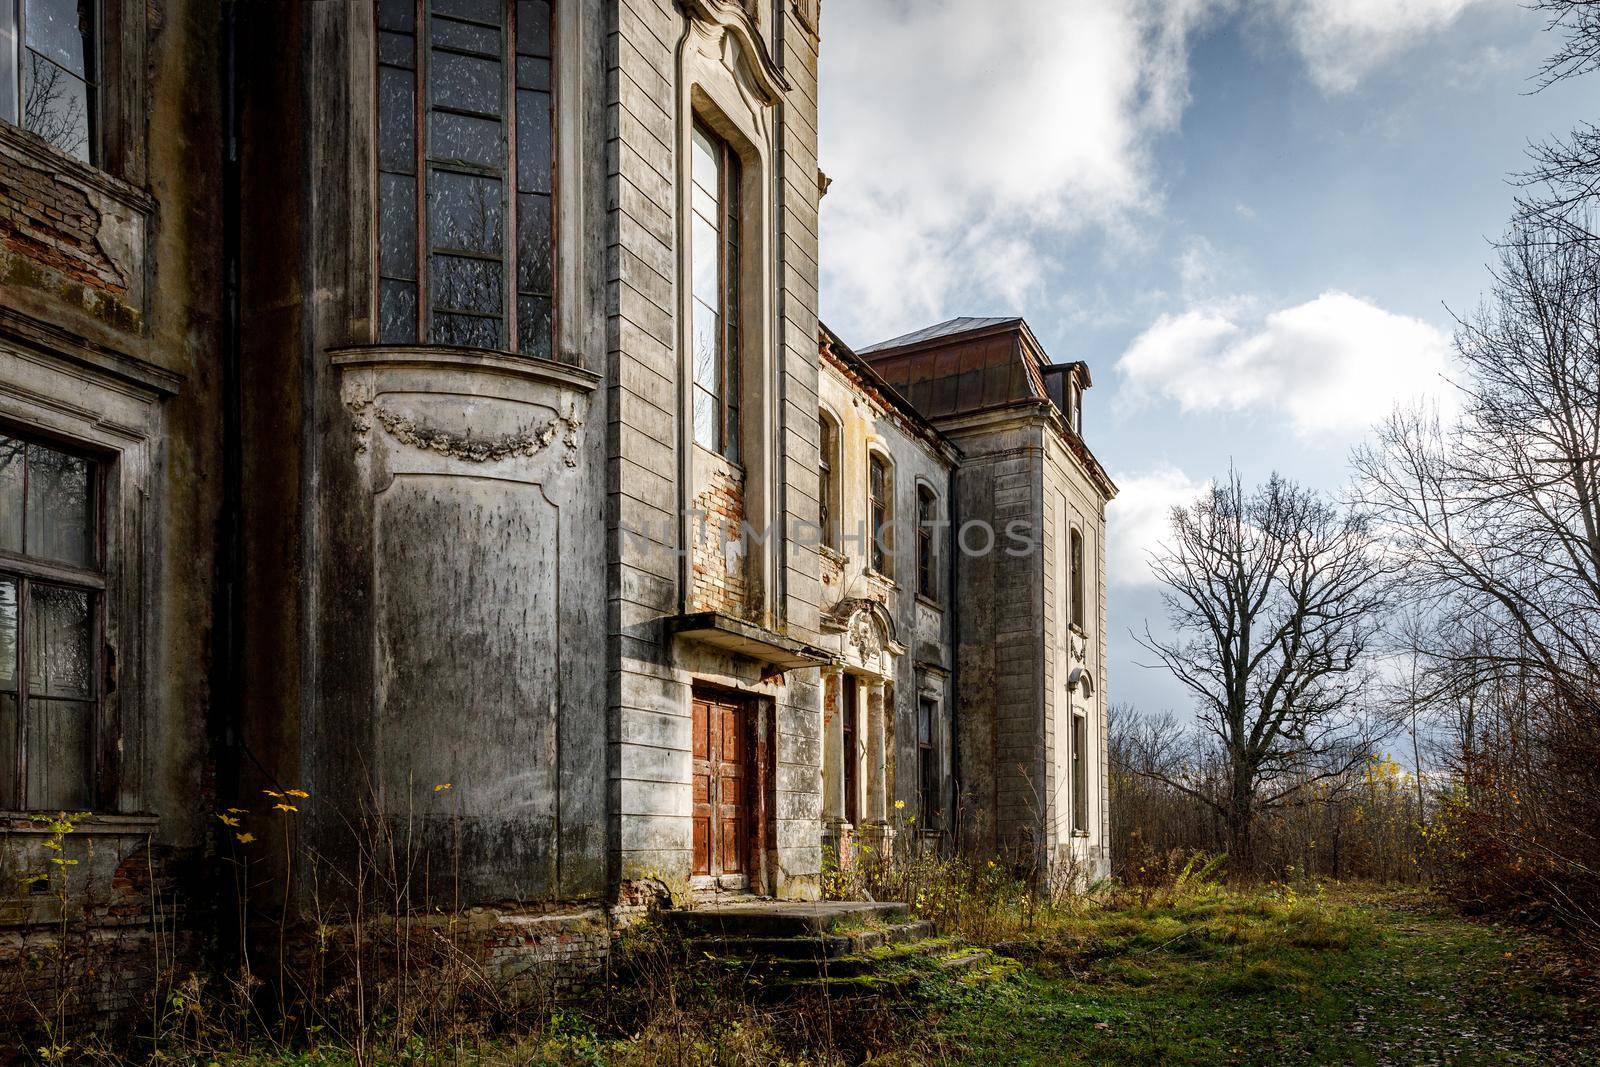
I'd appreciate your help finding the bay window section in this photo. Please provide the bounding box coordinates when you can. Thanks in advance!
[1,0,98,162]
[691,121,742,463]
[376,0,555,358]
[0,431,101,812]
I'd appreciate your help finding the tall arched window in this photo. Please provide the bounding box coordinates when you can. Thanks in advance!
[690,120,743,462]
[916,484,938,600]
[375,0,556,357]
[818,411,839,549]
[868,452,891,576]
[1069,527,1085,631]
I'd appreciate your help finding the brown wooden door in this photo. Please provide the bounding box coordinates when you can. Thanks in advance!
[692,693,749,878]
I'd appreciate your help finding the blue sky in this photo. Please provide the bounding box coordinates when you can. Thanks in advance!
[816,0,1594,717]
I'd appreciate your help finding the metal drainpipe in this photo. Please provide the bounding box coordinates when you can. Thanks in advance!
[946,460,962,852]
[771,0,789,627]
[673,12,694,614]
[211,0,245,966]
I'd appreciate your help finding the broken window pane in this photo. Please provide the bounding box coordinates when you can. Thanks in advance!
[26,442,92,568]
[0,691,15,809]
[0,578,15,690]
[379,173,418,280]
[28,583,91,699]
[0,3,18,124]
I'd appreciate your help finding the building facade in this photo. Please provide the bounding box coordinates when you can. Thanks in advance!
[0,0,1113,1034]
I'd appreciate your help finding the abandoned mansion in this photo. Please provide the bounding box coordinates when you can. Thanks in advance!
[0,0,1114,1012]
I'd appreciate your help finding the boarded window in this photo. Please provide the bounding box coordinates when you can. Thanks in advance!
[1,0,98,162]
[376,0,555,357]
[691,121,743,462]
[0,430,101,811]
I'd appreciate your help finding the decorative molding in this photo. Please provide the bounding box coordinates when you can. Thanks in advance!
[345,390,582,468]
[684,0,791,106]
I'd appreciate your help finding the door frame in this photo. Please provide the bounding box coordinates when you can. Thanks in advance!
[689,683,774,894]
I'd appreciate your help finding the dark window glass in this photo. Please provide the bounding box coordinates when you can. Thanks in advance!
[374,0,555,354]
[918,697,938,830]
[0,431,101,812]
[917,486,937,599]
[1070,528,1084,631]
[1072,713,1087,833]
[690,121,743,462]
[842,674,858,827]
[3,0,96,162]
[818,414,835,549]
[869,454,890,575]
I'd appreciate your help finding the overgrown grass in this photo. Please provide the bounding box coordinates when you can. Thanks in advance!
[919,885,1599,1065]
[51,884,1600,1065]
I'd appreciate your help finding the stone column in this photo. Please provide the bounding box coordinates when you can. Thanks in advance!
[863,680,890,848]
[821,670,846,871]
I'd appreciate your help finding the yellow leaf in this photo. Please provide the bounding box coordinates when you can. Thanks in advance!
[262,789,282,798]
[434,783,452,792]
[273,803,299,813]
[217,814,241,827]
[236,832,256,844]
[285,788,310,799]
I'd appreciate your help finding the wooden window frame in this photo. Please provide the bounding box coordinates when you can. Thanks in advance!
[917,694,939,831]
[916,484,938,601]
[0,429,106,813]
[690,118,743,463]
[375,0,558,356]
[868,451,891,577]
[1071,710,1088,834]
[818,410,838,549]
[3,0,102,164]
[1069,527,1084,633]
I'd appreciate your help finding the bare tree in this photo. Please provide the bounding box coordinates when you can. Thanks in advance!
[1132,471,1391,872]
[1355,227,1600,943]
[1355,232,1600,702]
[1515,1,1600,247]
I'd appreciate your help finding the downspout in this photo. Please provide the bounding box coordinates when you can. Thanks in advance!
[771,0,788,626]
[211,0,245,967]
[673,9,694,615]
[946,460,961,853]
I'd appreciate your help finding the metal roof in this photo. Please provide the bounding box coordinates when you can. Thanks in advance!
[858,316,1023,354]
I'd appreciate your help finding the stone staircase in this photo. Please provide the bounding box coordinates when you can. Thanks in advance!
[660,900,995,991]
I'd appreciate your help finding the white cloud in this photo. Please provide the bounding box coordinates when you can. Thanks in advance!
[1270,0,1495,93]
[1115,291,1454,439]
[1108,465,1211,588]
[818,0,1224,343]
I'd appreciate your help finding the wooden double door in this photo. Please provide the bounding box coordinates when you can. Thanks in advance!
[692,690,764,885]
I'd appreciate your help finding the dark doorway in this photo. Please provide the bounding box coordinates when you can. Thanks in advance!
[842,674,859,826]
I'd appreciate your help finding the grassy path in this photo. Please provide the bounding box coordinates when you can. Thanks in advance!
[924,887,1599,1065]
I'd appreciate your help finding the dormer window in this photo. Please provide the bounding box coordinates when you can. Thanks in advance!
[2,0,98,163]
[375,0,556,356]
[1068,380,1082,435]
